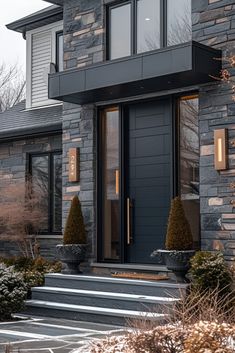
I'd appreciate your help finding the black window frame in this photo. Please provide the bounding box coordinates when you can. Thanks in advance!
[106,0,191,60]
[28,150,62,235]
[56,31,63,72]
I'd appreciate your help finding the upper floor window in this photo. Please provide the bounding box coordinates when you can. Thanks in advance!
[108,0,192,60]
[56,31,64,72]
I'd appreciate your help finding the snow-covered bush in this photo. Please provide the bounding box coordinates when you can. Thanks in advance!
[0,264,27,320]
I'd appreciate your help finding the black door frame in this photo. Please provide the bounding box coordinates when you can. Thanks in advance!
[96,93,197,263]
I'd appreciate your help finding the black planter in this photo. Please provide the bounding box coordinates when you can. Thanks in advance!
[151,249,195,282]
[56,244,87,274]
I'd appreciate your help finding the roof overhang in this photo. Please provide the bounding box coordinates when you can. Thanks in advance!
[49,41,222,105]
[6,5,63,34]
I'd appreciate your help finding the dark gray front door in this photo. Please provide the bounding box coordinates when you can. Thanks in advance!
[127,99,172,263]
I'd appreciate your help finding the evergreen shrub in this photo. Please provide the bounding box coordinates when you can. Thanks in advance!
[165,196,193,250]
[63,195,86,245]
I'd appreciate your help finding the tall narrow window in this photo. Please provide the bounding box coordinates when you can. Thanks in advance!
[56,31,64,72]
[101,108,120,260]
[110,3,131,60]
[30,152,62,234]
[167,0,192,46]
[179,95,200,248]
[137,0,160,53]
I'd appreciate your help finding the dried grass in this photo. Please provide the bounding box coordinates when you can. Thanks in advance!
[89,286,235,353]
[0,178,47,258]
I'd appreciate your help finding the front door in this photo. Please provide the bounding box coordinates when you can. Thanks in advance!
[126,99,172,263]
[99,98,173,264]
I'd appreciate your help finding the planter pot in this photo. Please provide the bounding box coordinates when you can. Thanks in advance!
[56,244,87,274]
[151,249,195,282]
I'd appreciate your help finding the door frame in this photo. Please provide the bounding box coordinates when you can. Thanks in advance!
[96,94,194,263]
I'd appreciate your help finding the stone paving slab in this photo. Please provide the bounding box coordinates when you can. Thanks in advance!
[0,316,127,353]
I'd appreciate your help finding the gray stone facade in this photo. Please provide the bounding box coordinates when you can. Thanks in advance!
[192,0,235,262]
[62,0,104,262]
[60,0,235,264]
[0,134,62,260]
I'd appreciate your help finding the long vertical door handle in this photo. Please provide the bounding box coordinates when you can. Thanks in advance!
[127,198,133,245]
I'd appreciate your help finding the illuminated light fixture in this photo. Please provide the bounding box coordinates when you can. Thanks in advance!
[214,129,228,171]
[69,148,80,182]
[145,17,151,21]
[115,169,119,195]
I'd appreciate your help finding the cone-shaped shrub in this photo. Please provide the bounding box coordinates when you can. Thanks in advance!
[63,195,86,245]
[165,196,193,250]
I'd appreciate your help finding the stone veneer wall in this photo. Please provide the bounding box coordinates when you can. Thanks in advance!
[192,0,235,262]
[62,0,235,264]
[0,134,62,260]
[62,0,104,262]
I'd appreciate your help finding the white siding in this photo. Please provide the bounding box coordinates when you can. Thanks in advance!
[31,30,52,107]
[26,21,63,109]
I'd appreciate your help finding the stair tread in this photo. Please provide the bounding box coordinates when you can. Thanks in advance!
[26,300,166,319]
[33,286,179,303]
[45,274,188,289]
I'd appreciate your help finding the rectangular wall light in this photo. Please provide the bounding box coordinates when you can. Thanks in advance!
[69,148,80,182]
[214,129,228,171]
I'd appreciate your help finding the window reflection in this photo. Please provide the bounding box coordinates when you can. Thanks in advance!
[102,108,120,260]
[137,0,160,53]
[53,154,62,233]
[57,32,64,72]
[167,0,192,46]
[179,96,200,248]
[31,156,49,232]
[31,153,62,234]
[110,3,131,60]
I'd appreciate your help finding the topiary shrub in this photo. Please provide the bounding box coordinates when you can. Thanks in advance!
[63,195,86,245]
[165,196,193,250]
[189,251,233,295]
[0,264,27,320]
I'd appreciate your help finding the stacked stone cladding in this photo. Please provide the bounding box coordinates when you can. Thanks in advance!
[62,0,235,263]
[193,0,235,262]
[0,135,62,260]
[62,0,104,262]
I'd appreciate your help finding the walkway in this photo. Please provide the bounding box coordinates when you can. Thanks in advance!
[0,316,127,353]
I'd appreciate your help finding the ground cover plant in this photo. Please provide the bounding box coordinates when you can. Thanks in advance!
[0,264,27,321]
[0,256,61,295]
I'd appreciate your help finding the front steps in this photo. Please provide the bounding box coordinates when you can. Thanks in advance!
[24,274,187,326]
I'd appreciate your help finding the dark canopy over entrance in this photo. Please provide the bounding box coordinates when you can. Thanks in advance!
[49,41,221,105]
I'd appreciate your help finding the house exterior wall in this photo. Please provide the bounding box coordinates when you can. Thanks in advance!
[192,0,235,262]
[62,0,104,262]
[61,0,235,263]
[0,134,62,260]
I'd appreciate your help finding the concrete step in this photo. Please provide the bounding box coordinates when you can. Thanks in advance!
[32,286,179,311]
[24,300,167,326]
[45,274,187,297]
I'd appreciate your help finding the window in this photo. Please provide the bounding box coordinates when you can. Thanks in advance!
[108,0,192,60]
[29,152,62,234]
[167,0,192,46]
[137,0,160,53]
[179,95,200,248]
[100,107,120,260]
[56,31,63,72]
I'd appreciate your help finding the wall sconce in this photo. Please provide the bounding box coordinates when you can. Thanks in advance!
[214,129,228,171]
[69,148,80,182]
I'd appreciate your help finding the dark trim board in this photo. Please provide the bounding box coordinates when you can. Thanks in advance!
[0,123,62,143]
[6,5,63,34]
[49,41,221,105]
